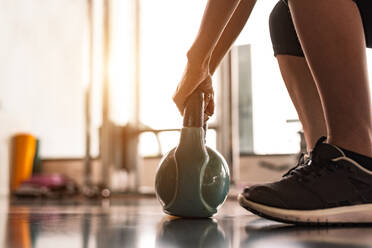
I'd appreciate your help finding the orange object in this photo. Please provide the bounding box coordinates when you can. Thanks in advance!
[9,209,31,248]
[11,134,37,191]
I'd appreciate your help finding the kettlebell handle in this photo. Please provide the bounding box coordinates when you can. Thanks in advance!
[183,90,205,129]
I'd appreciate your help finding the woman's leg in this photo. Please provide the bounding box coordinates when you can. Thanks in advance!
[277,55,327,151]
[238,0,372,224]
[288,0,372,157]
[269,1,327,151]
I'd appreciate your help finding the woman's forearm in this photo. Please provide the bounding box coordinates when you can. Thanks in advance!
[186,0,242,69]
[173,0,256,115]
[209,0,256,74]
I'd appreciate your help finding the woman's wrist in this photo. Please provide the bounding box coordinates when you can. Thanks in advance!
[186,48,211,72]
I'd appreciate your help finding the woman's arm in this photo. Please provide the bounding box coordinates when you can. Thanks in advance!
[209,0,256,75]
[173,0,256,116]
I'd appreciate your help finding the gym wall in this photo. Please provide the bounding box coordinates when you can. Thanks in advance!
[0,1,88,195]
[0,0,87,158]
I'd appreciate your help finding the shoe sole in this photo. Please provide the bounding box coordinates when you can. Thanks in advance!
[238,194,372,225]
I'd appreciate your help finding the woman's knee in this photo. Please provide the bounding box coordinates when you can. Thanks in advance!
[269,1,304,57]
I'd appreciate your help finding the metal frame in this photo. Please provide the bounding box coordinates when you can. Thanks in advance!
[217,52,240,184]
[84,0,94,187]
[100,0,112,189]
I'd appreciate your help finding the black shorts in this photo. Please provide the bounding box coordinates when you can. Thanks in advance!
[354,0,372,47]
[271,0,372,57]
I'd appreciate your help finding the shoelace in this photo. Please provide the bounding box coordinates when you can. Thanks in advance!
[283,136,342,178]
[285,155,342,180]
[282,153,309,177]
[283,136,329,179]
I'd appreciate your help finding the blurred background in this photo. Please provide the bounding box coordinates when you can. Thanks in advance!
[4,1,372,247]
[2,0,372,196]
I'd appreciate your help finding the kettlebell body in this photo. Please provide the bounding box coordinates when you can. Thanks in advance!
[155,90,230,218]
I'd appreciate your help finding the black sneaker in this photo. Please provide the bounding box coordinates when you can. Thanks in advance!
[284,152,310,177]
[239,137,372,225]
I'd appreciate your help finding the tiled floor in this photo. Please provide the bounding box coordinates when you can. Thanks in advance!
[2,195,372,248]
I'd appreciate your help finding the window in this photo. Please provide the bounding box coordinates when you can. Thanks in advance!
[236,0,306,154]
[138,0,217,157]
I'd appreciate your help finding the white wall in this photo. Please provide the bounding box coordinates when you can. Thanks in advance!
[0,0,87,157]
[0,0,87,194]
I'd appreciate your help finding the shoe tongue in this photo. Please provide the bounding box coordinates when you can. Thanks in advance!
[311,138,345,162]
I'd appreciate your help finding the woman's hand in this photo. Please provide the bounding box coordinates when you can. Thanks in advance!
[172,0,256,123]
[172,63,215,122]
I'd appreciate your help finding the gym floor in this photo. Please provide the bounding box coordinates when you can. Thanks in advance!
[2,195,372,248]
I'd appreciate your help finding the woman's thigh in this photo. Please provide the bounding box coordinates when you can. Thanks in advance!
[281,0,372,48]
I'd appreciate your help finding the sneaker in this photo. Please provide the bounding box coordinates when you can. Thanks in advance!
[239,137,372,225]
[283,152,310,178]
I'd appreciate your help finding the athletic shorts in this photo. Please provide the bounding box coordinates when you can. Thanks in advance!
[271,0,372,56]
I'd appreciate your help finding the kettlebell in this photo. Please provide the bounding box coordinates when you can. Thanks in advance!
[155,90,230,218]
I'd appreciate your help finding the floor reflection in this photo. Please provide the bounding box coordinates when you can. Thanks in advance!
[242,223,372,248]
[3,197,372,248]
[0,197,8,248]
[156,217,228,248]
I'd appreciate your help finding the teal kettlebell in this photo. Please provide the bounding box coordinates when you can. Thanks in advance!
[155,90,230,218]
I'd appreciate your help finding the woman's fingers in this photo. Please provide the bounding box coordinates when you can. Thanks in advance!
[200,77,215,118]
[200,77,213,110]
[172,65,209,115]
[205,97,215,117]
[173,73,213,116]
[172,87,186,116]
[204,113,210,125]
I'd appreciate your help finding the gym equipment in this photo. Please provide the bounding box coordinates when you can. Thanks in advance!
[14,174,78,198]
[155,90,230,218]
[32,139,42,175]
[11,134,37,191]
